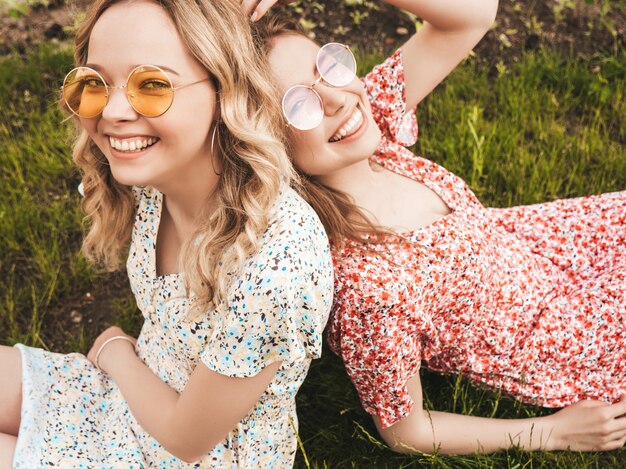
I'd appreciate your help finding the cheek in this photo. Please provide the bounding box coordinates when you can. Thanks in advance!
[188,100,216,124]
[181,85,217,120]
[80,118,98,139]
[292,150,312,174]
[290,129,327,173]
[80,118,107,153]
[165,97,215,142]
[302,97,321,119]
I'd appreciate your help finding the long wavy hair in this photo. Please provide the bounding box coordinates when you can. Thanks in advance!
[252,16,396,247]
[67,0,296,313]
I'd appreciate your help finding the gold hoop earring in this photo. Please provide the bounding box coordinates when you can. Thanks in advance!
[210,124,222,176]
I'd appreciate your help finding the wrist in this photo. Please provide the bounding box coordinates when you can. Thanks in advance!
[533,414,558,451]
[504,415,556,451]
[96,336,137,373]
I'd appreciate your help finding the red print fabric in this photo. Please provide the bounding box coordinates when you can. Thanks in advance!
[326,50,626,429]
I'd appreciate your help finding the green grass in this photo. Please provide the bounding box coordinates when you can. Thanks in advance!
[0,45,90,346]
[0,41,624,467]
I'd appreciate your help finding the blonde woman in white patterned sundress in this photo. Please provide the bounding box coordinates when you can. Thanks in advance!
[0,0,333,467]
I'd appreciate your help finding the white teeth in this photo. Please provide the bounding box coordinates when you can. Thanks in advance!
[329,108,363,143]
[109,136,157,152]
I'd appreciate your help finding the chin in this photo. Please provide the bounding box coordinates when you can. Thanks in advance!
[108,166,153,188]
[369,123,383,148]
[357,129,382,158]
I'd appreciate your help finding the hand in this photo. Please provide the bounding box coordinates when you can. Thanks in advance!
[548,395,626,451]
[87,326,137,374]
[240,0,295,22]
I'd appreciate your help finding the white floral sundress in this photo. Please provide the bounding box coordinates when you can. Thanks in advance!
[13,185,333,468]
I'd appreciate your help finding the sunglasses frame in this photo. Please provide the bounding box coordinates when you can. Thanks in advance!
[62,64,210,118]
[281,42,357,131]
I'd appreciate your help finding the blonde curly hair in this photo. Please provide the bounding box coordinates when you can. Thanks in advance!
[67,0,296,313]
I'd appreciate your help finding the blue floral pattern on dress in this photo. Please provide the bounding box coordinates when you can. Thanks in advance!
[14,185,333,468]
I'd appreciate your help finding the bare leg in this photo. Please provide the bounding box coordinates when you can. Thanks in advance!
[0,432,17,468]
[0,346,22,435]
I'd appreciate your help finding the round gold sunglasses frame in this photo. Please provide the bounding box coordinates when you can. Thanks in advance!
[62,64,210,118]
[281,42,357,131]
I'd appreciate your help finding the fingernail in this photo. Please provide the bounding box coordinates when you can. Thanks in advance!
[250,11,258,22]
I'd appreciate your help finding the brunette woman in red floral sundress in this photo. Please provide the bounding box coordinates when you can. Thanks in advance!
[249,0,625,454]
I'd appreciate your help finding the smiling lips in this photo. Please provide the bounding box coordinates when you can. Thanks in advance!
[329,107,363,143]
[109,136,159,152]
[108,107,364,151]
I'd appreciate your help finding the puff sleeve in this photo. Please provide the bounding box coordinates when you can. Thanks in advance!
[362,49,418,147]
[200,192,334,378]
[328,246,436,428]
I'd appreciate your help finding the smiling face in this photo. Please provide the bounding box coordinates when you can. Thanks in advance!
[267,34,381,182]
[81,0,218,193]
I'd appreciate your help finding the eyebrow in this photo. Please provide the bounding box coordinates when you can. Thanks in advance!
[84,64,181,76]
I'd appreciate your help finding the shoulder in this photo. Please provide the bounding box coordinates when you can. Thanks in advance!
[223,187,334,349]
[202,189,334,376]
[362,49,404,92]
[332,241,413,305]
[362,50,418,148]
[233,186,333,296]
[263,186,330,255]
[272,185,326,229]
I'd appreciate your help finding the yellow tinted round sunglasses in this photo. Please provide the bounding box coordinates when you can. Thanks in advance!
[62,64,210,118]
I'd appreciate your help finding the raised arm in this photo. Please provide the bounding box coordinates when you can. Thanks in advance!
[392,0,498,109]
[376,372,626,454]
[248,0,497,109]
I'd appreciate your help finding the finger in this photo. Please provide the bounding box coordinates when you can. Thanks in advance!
[606,427,626,443]
[599,436,626,451]
[241,0,258,15]
[251,0,278,21]
[608,414,626,433]
[608,394,626,418]
[574,399,609,409]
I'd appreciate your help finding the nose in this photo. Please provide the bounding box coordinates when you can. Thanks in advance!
[100,87,139,122]
[316,84,347,117]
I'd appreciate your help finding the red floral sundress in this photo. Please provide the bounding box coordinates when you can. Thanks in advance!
[327,50,626,429]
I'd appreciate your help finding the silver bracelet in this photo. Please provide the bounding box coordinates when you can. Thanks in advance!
[95,335,136,371]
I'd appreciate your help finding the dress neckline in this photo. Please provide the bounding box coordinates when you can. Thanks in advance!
[367,155,460,238]
[149,188,182,282]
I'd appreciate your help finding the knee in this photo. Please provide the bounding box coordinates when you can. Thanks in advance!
[0,346,22,435]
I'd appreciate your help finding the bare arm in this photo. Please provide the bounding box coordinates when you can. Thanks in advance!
[247,0,497,109]
[392,0,499,109]
[89,327,280,463]
[375,372,626,454]
[358,1,626,453]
